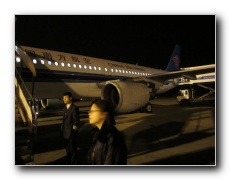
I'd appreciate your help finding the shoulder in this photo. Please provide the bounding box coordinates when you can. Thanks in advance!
[71,104,79,109]
[107,127,124,141]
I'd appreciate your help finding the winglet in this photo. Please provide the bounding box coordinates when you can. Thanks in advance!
[165,44,181,71]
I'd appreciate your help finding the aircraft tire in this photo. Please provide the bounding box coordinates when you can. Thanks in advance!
[146,103,153,113]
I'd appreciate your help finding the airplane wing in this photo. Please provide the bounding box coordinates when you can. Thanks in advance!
[140,64,215,83]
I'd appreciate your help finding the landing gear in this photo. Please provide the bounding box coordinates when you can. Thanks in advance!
[145,103,153,113]
[139,103,153,113]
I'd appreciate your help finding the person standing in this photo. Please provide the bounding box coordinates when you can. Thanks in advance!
[87,99,127,165]
[61,92,80,165]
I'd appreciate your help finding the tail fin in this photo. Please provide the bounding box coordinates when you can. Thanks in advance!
[165,44,181,71]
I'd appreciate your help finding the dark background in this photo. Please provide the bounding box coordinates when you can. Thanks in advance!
[15,15,215,69]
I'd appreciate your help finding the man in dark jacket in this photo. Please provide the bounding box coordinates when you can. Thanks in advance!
[61,92,80,165]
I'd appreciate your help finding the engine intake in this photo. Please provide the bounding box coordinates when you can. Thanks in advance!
[101,81,150,113]
[40,99,65,109]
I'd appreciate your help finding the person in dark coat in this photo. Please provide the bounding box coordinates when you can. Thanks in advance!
[61,92,80,165]
[87,99,127,165]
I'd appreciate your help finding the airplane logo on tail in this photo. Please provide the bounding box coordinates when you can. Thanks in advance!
[173,55,180,70]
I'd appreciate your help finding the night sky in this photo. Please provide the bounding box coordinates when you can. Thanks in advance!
[15,15,215,69]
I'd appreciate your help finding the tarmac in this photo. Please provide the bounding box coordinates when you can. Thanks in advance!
[15,96,215,166]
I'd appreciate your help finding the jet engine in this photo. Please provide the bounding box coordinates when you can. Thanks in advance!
[40,99,65,109]
[101,81,150,113]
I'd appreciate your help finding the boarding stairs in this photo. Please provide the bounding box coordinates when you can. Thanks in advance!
[15,68,39,164]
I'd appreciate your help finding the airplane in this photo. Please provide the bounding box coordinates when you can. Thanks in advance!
[15,44,215,113]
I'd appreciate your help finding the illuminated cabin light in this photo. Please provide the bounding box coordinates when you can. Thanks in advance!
[67,63,71,67]
[73,64,76,68]
[55,62,58,66]
[48,61,51,65]
[105,67,107,71]
[33,59,37,64]
[84,65,87,69]
[16,57,21,62]
[98,67,101,71]
[94,66,97,70]
[79,65,82,68]
[41,60,44,64]
[61,62,65,67]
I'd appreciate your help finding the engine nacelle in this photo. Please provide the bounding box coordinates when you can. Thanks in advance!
[40,99,65,109]
[101,81,150,113]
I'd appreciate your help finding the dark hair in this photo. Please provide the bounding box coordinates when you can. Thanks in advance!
[91,99,116,126]
[63,92,72,97]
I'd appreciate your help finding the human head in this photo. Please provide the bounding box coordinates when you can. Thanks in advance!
[88,99,115,129]
[63,92,73,105]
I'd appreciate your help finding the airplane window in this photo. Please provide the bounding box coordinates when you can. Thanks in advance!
[48,61,51,65]
[115,69,118,72]
[16,57,21,63]
[132,71,134,74]
[129,71,131,74]
[33,59,37,64]
[98,67,101,71]
[138,72,140,75]
[84,65,87,69]
[140,73,142,75]
[89,66,92,70]
[73,64,76,68]
[41,60,44,64]
[119,70,121,73]
[111,69,114,72]
[94,66,97,70]
[79,65,82,68]
[122,70,125,73]
[126,71,128,74]
[61,62,65,67]
[55,62,58,66]
[67,63,71,67]
[105,67,107,71]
